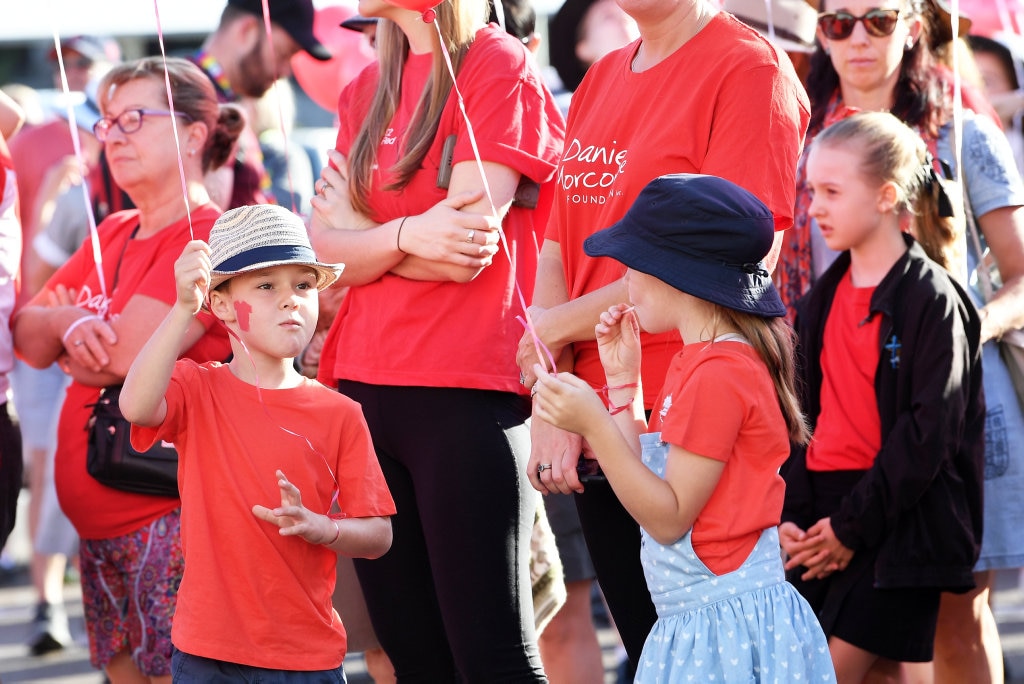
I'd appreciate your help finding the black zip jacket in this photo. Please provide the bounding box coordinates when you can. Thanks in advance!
[782,236,985,591]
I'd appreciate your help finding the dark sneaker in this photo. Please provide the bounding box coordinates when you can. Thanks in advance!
[27,602,71,656]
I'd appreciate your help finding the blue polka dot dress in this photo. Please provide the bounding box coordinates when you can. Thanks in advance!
[635,433,835,683]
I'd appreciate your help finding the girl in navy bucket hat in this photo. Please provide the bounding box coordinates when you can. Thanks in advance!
[531,173,834,682]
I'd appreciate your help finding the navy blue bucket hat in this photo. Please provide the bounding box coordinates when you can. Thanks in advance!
[583,174,786,318]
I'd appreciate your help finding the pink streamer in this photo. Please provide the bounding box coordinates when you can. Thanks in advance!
[221,322,341,513]
[152,0,195,241]
[51,33,107,306]
[429,19,558,375]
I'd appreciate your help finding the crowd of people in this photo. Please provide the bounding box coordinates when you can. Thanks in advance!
[0,0,1023,682]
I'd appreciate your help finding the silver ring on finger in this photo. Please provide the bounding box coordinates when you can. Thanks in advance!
[537,463,552,476]
[466,229,475,243]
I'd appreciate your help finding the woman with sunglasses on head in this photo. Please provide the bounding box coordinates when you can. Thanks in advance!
[11,57,237,684]
[776,2,1024,682]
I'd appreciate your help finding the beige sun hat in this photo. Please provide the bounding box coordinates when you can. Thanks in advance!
[208,204,343,291]
[722,0,819,54]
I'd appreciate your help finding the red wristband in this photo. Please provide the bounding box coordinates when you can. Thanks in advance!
[600,382,638,415]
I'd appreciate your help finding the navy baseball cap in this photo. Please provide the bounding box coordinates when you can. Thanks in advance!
[228,0,331,61]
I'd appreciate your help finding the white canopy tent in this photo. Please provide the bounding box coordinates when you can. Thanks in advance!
[0,0,565,43]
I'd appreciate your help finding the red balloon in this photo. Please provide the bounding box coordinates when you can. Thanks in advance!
[957,0,1024,37]
[291,3,377,113]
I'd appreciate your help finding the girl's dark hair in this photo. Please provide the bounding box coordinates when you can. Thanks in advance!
[98,56,244,173]
[806,0,949,138]
[967,34,1020,91]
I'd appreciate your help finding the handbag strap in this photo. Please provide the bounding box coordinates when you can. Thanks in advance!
[950,122,996,305]
[110,222,141,294]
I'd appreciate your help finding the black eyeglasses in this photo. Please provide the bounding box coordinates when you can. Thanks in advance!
[817,8,902,40]
[92,108,193,142]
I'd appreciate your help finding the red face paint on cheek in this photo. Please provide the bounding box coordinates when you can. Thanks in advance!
[233,300,252,332]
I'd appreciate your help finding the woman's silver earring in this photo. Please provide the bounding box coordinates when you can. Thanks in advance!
[905,38,915,50]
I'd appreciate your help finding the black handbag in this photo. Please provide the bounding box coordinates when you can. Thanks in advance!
[85,385,179,497]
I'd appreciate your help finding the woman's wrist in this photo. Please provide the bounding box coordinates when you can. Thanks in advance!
[322,517,341,547]
[396,216,410,255]
[61,314,101,347]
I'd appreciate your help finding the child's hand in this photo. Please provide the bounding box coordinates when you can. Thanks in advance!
[595,304,641,385]
[778,521,808,559]
[531,365,609,439]
[174,240,212,315]
[251,469,336,545]
[799,517,854,580]
[781,517,853,581]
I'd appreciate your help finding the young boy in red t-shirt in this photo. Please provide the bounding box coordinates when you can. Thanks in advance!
[121,204,395,680]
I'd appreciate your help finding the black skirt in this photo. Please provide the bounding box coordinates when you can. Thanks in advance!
[786,470,941,662]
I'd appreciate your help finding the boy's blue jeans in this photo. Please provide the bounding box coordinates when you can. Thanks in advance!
[172,648,347,683]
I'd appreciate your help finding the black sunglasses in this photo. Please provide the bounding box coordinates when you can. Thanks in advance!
[817,8,902,40]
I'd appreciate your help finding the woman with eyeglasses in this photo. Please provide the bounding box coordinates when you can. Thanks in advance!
[776,1,1024,682]
[11,56,237,684]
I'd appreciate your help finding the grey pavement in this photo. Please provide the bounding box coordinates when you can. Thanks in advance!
[0,492,627,683]
[1,490,1023,683]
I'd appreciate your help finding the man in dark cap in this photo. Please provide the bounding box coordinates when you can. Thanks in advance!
[193,0,332,208]
[197,0,330,102]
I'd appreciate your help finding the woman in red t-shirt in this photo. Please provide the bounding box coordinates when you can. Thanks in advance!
[11,57,237,683]
[308,1,564,680]
[514,0,810,671]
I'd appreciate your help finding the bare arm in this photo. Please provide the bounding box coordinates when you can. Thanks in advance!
[11,295,106,369]
[0,90,25,140]
[309,151,505,286]
[977,205,1024,342]
[120,241,211,426]
[390,159,518,282]
[533,368,722,544]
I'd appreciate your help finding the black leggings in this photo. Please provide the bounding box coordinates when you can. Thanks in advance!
[0,402,22,550]
[343,382,546,684]
[575,474,658,670]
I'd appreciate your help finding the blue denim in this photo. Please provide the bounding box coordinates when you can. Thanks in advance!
[172,648,347,683]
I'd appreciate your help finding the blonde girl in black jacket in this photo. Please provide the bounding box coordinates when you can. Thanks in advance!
[779,112,984,682]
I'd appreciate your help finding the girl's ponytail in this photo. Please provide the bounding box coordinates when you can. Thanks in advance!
[907,158,959,271]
